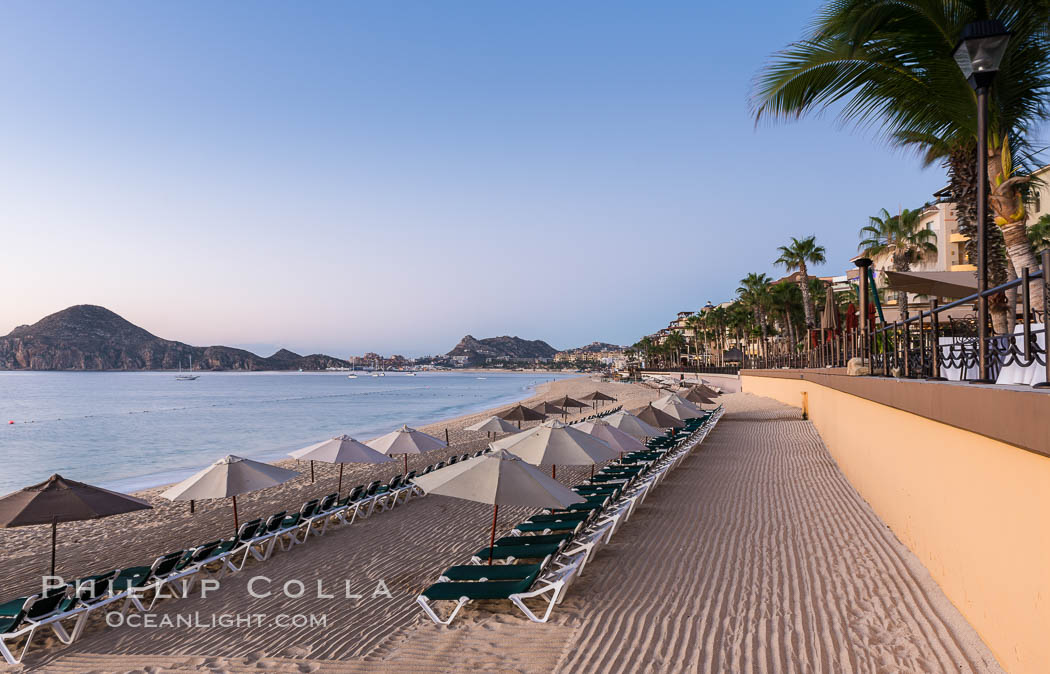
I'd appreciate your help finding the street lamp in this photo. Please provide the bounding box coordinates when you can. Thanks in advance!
[953,19,1010,383]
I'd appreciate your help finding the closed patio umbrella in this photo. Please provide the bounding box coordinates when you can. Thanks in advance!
[489,419,619,479]
[632,403,685,430]
[604,410,663,440]
[290,435,393,495]
[366,425,447,473]
[0,474,152,576]
[412,448,584,564]
[821,285,841,334]
[162,455,299,533]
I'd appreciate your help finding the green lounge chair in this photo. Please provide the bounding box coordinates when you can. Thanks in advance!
[0,586,75,665]
[417,555,582,625]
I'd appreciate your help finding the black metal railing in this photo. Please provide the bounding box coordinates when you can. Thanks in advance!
[741,251,1049,388]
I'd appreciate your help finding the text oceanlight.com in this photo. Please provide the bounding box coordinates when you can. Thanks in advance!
[107,612,328,629]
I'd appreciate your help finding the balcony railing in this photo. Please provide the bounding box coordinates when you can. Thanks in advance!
[741,252,1049,388]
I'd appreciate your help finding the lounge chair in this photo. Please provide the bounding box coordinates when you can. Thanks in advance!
[112,550,191,613]
[417,555,582,625]
[276,499,320,549]
[470,542,564,565]
[0,586,76,665]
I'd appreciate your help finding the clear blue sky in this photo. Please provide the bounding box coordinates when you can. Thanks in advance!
[0,1,956,355]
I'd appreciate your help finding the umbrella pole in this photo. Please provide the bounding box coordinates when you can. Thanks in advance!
[552,465,556,479]
[232,495,239,533]
[310,461,315,483]
[338,464,344,496]
[50,517,57,578]
[404,454,408,474]
[488,504,499,565]
[190,499,195,514]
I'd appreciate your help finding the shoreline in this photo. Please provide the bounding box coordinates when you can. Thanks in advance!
[0,375,656,602]
[116,373,571,496]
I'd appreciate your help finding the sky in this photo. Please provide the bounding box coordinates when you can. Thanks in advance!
[0,1,966,356]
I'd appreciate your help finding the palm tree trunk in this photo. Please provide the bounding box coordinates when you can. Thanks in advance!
[988,139,1045,313]
[798,262,815,328]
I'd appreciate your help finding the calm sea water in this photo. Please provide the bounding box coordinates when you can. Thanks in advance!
[0,371,572,495]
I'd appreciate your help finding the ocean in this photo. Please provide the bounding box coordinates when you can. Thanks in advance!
[0,371,572,495]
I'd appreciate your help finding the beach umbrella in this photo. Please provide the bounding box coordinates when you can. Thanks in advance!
[488,419,619,479]
[653,394,704,420]
[498,403,546,428]
[464,415,520,440]
[632,403,686,429]
[579,390,617,409]
[845,303,859,332]
[290,435,393,495]
[548,395,589,412]
[679,387,715,405]
[162,455,299,532]
[604,410,663,440]
[572,419,647,455]
[412,448,584,563]
[694,382,720,397]
[366,425,447,473]
[530,401,566,417]
[0,474,152,576]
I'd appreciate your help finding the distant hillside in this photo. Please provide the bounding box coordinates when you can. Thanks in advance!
[446,334,558,365]
[0,305,352,371]
[568,341,625,353]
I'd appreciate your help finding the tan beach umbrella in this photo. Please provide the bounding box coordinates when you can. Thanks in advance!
[694,382,720,397]
[498,403,546,428]
[572,419,647,455]
[530,401,566,417]
[580,390,617,408]
[366,425,447,473]
[653,394,704,420]
[162,455,299,532]
[0,474,152,576]
[465,415,520,435]
[412,448,584,563]
[679,387,715,405]
[290,435,393,495]
[488,419,619,479]
[604,410,663,440]
[632,403,686,429]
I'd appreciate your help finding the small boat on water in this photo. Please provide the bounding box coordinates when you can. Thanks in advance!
[405,372,416,376]
[176,356,199,381]
[347,374,358,379]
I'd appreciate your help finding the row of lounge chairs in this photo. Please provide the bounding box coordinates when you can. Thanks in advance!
[416,405,725,626]
[0,467,434,665]
[571,405,622,423]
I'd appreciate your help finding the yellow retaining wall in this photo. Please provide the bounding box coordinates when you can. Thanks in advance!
[741,374,1050,674]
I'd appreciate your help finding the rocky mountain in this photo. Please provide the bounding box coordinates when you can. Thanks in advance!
[446,334,558,364]
[0,305,352,371]
[569,341,625,353]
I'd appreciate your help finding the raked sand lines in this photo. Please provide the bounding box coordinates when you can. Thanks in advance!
[550,392,1002,674]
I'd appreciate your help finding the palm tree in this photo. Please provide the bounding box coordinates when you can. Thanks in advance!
[737,273,773,346]
[775,236,825,328]
[1029,214,1050,253]
[768,281,803,355]
[859,208,938,320]
[751,0,1050,312]
[664,331,686,369]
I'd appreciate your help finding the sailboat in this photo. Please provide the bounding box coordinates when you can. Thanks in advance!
[176,355,199,381]
[347,356,357,378]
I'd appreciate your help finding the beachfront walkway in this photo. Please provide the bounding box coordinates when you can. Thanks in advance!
[28,391,1002,673]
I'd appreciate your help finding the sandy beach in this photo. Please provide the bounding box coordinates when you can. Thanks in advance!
[1,375,1003,673]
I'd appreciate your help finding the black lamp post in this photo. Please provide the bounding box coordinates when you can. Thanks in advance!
[953,20,1010,383]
